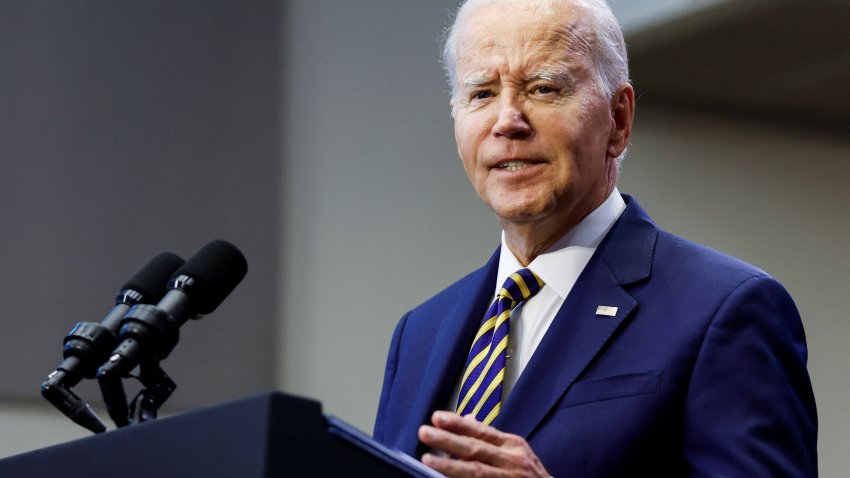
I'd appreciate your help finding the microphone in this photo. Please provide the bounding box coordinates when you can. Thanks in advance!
[97,240,248,379]
[41,252,185,432]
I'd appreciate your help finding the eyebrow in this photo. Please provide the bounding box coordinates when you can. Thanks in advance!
[460,68,572,90]
[460,76,494,89]
[523,69,571,83]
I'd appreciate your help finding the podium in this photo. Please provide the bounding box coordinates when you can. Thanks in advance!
[0,392,441,477]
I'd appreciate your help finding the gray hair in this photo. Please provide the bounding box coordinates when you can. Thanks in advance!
[441,0,630,100]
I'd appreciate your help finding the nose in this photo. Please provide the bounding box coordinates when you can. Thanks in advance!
[492,94,531,139]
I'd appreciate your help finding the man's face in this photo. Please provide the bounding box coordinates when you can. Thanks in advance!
[452,2,622,228]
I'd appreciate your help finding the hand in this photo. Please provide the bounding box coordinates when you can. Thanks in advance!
[418,410,551,478]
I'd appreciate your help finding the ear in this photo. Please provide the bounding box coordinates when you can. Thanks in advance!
[606,84,635,159]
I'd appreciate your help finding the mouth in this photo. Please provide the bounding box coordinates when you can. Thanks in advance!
[492,159,543,172]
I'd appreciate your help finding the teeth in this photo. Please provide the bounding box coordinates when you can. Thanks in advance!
[499,161,529,171]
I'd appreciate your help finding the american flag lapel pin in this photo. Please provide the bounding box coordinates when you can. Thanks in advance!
[595,305,618,317]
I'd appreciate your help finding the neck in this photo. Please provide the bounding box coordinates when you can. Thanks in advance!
[502,187,615,266]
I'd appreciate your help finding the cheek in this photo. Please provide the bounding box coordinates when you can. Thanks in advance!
[454,120,483,167]
[543,109,597,160]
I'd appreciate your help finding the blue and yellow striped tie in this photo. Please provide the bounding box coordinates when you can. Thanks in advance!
[456,268,544,425]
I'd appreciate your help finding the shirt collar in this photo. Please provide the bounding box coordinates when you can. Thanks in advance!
[496,188,626,298]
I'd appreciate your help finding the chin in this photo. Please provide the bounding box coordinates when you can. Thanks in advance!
[490,201,553,225]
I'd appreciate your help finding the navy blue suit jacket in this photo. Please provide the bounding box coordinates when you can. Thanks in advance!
[374,196,817,477]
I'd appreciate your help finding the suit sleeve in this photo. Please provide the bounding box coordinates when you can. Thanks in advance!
[683,274,818,477]
[373,311,410,443]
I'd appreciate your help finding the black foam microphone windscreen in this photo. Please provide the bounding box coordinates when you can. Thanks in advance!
[169,239,248,316]
[121,252,187,303]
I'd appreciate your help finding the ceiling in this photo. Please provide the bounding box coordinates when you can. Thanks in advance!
[627,0,850,135]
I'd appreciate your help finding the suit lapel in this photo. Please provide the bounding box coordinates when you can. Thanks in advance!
[494,261,636,438]
[494,196,659,439]
[398,249,500,456]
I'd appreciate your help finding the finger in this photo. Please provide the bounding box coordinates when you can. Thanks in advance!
[422,452,505,478]
[419,425,511,467]
[431,410,510,446]
[419,424,481,456]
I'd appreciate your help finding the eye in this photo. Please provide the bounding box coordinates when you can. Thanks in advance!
[472,90,493,100]
[532,85,557,95]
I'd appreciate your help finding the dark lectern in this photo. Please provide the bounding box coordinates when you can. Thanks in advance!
[0,392,441,477]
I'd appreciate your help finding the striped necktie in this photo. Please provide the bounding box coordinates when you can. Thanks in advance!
[456,268,544,425]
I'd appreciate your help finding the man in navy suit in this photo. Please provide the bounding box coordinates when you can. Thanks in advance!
[373,0,817,476]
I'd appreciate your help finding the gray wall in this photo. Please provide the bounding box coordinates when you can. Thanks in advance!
[278,0,496,428]
[1,0,847,475]
[0,0,280,410]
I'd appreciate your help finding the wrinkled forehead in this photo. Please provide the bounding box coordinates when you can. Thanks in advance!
[453,2,596,79]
